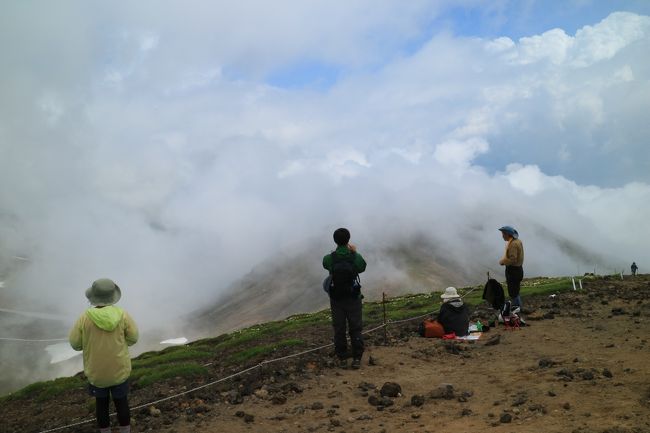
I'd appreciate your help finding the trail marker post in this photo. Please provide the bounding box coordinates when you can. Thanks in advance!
[382,292,388,345]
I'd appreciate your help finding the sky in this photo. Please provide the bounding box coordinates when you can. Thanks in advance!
[1,1,650,330]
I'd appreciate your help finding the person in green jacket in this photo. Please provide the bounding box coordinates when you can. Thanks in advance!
[323,228,367,369]
[69,278,138,433]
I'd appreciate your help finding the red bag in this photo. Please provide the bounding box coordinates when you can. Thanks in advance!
[419,319,445,338]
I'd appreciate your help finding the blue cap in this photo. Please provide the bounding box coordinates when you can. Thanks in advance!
[498,226,519,239]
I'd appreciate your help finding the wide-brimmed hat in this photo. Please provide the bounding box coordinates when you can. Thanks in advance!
[498,226,519,239]
[440,286,460,300]
[85,278,121,306]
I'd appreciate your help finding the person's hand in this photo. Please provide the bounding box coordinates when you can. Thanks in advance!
[348,243,357,253]
[498,259,505,266]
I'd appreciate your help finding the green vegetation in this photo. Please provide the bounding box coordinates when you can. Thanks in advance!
[228,338,305,363]
[132,347,212,368]
[0,274,589,403]
[0,375,84,402]
[131,363,208,388]
[197,310,330,353]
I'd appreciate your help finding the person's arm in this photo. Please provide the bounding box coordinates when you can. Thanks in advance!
[353,252,367,273]
[323,254,332,272]
[68,315,84,351]
[500,241,521,266]
[123,311,139,346]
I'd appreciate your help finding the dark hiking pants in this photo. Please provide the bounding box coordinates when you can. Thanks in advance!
[505,265,524,307]
[330,296,364,360]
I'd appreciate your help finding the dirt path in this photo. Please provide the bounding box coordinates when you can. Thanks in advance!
[154,278,650,433]
[3,276,649,433]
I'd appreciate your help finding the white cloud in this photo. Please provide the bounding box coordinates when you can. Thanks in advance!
[434,138,489,167]
[0,6,649,341]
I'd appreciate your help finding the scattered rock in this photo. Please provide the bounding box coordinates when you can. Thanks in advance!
[484,335,501,346]
[281,382,304,394]
[243,413,254,423]
[226,390,243,405]
[500,413,512,423]
[148,406,161,417]
[380,382,402,398]
[311,402,324,410]
[411,413,421,419]
[429,384,455,400]
[581,371,595,381]
[271,395,287,405]
[512,392,528,406]
[368,395,380,406]
[368,356,378,366]
[411,395,425,407]
[461,408,472,416]
[563,402,571,410]
[358,382,376,391]
[602,368,613,378]
[556,369,574,381]
[538,358,556,368]
[254,389,269,399]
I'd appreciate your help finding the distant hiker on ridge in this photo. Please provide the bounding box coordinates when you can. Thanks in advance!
[323,228,367,369]
[631,262,638,276]
[69,279,139,433]
[498,225,524,308]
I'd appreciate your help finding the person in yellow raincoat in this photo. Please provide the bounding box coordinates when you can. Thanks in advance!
[69,278,138,433]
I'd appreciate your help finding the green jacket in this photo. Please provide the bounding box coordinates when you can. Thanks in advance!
[69,306,139,388]
[323,246,367,273]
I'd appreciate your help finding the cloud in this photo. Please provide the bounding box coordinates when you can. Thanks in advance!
[0,5,649,345]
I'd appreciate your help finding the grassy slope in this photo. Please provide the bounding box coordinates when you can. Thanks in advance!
[0,275,582,403]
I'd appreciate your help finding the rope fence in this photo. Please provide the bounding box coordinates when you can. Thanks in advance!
[34,292,448,433]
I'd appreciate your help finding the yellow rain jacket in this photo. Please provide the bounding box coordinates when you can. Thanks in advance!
[69,306,138,388]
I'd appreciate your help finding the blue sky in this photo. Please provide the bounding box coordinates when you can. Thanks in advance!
[266,1,650,91]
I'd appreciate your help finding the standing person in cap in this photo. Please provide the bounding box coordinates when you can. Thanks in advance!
[69,279,139,433]
[437,287,470,336]
[498,226,525,308]
[323,228,367,369]
[631,262,638,276]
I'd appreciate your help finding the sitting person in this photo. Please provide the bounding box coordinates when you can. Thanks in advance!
[437,287,470,336]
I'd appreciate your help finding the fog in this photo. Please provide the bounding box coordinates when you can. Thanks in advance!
[1,2,650,393]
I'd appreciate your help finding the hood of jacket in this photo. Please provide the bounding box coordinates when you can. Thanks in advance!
[86,306,124,331]
[445,298,465,310]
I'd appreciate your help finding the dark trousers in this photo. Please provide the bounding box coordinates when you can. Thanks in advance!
[505,265,524,307]
[330,296,364,360]
[89,381,130,428]
[96,396,130,428]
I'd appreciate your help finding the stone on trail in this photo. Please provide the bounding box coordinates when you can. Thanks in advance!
[429,383,455,400]
[380,382,402,398]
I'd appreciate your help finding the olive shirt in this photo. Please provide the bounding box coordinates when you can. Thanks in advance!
[499,238,524,267]
[69,306,138,388]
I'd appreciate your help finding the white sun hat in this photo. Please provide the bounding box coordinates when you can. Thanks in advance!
[440,286,460,300]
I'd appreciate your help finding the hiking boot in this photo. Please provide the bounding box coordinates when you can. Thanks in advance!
[351,358,361,370]
[338,358,348,369]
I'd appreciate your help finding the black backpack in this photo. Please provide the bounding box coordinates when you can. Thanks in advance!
[329,252,360,298]
[482,278,505,310]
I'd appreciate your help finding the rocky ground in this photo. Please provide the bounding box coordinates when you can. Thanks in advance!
[3,275,650,433]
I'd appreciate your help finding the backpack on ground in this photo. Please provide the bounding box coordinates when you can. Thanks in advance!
[482,278,505,310]
[418,319,445,338]
[329,252,361,297]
